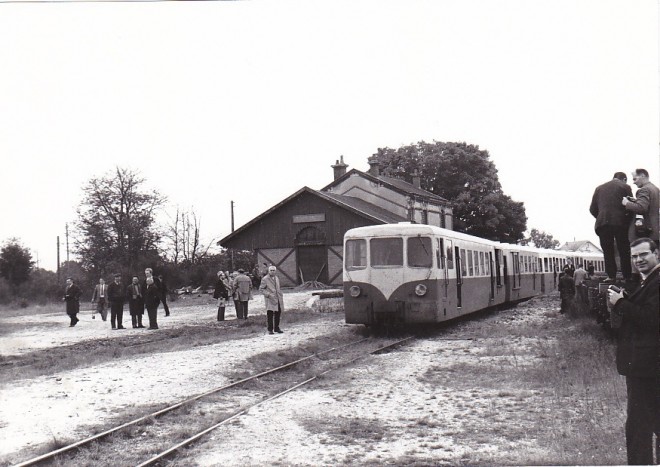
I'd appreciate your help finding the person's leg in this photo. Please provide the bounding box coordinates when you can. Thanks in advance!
[267,310,274,333]
[597,226,617,279]
[243,301,249,319]
[614,226,632,280]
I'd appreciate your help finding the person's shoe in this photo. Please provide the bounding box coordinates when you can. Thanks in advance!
[275,329,283,333]
[92,314,96,319]
[268,330,274,335]
[138,325,146,328]
[70,324,75,327]
[165,312,170,317]
[118,326,125,329]
[112,326,117,330]
[149,326,159,330]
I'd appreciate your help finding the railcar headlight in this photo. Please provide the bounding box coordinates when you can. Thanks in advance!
[349,285,361,298]
[414,283,427,296]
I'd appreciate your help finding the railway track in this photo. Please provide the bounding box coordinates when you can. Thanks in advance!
[14,335,414,467]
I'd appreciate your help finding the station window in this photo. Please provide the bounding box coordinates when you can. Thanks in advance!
[345,239,367,270]
[370,238,403,267]
[407,236,433,268]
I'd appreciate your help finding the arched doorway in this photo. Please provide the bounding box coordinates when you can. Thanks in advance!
[295,226,328,284]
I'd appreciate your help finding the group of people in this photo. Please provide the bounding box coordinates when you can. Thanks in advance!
[63,268,170,330]
[587,167,659,466]
[213,265,285,334]
[590,168,659,282]
[557,262,595,314]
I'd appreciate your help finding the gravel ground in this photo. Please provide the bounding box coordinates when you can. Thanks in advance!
[0,291,623,466]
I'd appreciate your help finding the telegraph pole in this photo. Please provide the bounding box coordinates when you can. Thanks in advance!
[65,223,70,263]
[56,236,61,281]
[230,200,235,270]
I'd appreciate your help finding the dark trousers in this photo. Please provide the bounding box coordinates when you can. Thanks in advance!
[267,305,281,331]
[161,296,170,316]
[560,297,573,314]
[217,307,225,321]
[67,310,79,326]
[146,305,158,329]
[597,225,632,280]
[241,301,249,319]
[234,300,243,319]
[95,299,108,320]
[131,314,144,328]
[110,302,124,328]
[625,376,658,465]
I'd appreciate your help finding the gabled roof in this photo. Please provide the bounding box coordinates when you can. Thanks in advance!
[321,168,449,204]
[218,186,405,246]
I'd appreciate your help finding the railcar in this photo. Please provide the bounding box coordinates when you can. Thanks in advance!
[343,223,604,326]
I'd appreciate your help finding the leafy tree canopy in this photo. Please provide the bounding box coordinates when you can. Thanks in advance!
[0,238,34,287]
[75,167,166,277]
[375,141,527,243]
[520,228,560,250]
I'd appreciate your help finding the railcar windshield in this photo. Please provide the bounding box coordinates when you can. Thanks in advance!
[370,237,403,267]
[408,236,432,268]
[345,239,367,270]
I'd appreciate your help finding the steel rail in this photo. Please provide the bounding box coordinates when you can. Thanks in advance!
[136,336,415,467]
[13,336,372,467]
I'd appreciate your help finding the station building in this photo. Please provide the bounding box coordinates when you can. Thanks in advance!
[218,157,454,287]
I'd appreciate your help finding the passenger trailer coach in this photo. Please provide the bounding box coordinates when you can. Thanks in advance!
[342,223,604,326]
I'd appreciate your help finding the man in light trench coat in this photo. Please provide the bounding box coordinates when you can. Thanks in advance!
[259,266,285,335]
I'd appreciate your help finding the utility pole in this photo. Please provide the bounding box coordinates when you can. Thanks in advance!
[230,201,235,270]
[230,200,235,232]
[65,223,70,263]
[56,236,61,281]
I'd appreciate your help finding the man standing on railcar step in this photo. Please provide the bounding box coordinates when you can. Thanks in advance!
[608,237,660,465]
[590,172,633,282]
[622,168,659,246]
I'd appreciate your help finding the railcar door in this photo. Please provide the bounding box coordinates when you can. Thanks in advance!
[454,246,462,308]
[437,238,449,300]
[489,251,495,301]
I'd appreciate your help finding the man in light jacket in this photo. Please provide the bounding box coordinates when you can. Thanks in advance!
[259,266,285,334]
[233,269,253,319]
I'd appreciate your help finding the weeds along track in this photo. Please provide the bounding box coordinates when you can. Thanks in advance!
[14,336,414,467]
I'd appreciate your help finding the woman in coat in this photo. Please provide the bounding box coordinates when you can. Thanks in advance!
[213,271,230,321]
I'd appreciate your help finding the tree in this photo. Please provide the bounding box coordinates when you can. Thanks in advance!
[521,228,560,250]
[0,238,34,287]
[375,141,527,243]
[75,167,166,276]
[165,207,215,266]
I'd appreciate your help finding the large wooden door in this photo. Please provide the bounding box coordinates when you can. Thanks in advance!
[297,245,328,284]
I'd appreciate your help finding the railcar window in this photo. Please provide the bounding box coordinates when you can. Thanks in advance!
[345,239,367,270]
[460,248,467,276]
[408,236,432,268]
[467,250,474,276]
[479,251,485,276]
[370,238,403,267]
[446,241,454,269]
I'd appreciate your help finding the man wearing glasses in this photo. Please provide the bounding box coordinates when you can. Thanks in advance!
[608,237,660,465]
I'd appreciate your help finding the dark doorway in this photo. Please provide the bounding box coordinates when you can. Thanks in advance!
[297,245,328,284]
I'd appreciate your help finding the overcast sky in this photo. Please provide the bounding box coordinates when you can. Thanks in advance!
[1,0,658,272]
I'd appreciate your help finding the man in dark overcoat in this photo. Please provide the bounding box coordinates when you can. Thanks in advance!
[107,273,125,330]
[608,237,660,464]
[126,276,145,328]
[63,277,82,327]
[590,172,633,281]
[144,276,160,329]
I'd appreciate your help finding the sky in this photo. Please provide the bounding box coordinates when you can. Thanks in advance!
[0,0,658,272]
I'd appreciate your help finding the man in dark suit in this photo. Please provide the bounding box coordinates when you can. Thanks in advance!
[107,273,125,330]
[127,276,145,329]
[63,277,82,327]
[608,238,659,464]
[590,172,633,281]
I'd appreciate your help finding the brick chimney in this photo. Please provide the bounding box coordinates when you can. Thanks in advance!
[412,169,421,189]
[331,155,348,180]
[367,155,380,177]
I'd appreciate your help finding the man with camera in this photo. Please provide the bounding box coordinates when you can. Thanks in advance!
[608,237,660,465]
[622,168,659,245]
